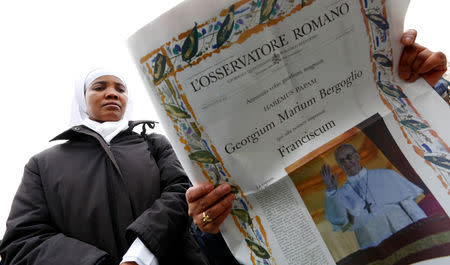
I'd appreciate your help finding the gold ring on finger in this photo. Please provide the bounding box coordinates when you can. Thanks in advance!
[202,211,213,223]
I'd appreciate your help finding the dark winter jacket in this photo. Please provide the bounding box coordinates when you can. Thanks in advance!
[0,122,208,265]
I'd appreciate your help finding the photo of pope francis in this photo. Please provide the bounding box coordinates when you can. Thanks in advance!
[320,143,427,249]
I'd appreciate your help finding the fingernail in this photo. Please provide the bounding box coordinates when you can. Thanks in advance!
[221,184,231,192]
[398,71,409,79]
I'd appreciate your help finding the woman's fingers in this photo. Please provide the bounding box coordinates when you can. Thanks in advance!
[194,192,235,233]
[187,183,232,218]
[411,48,433,74]
[398,43,424,81]
[200,199,234,234]
[186,182,214,203]
[415,51,447,86]
[400,45,447,86]
[187,183,235,234]
[398,29,447,87]
[400,29,417,46]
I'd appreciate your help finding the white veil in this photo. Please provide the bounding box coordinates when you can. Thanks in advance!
[69,68,134,143]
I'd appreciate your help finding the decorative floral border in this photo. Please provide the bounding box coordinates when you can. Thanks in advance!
[138,1,321,264]
[359,0,450,194]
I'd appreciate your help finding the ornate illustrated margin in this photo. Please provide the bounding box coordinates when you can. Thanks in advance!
[359,0,450,193]
[137,1,319,264]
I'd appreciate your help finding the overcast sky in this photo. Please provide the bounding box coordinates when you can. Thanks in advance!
[0,0,449,237]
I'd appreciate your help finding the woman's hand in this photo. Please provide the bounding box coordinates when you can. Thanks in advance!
[186,183,235,234]
[398,29,447,87]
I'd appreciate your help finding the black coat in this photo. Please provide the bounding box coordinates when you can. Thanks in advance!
[0,122,208,265]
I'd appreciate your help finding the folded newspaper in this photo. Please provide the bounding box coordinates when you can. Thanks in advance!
[128,0,450,264]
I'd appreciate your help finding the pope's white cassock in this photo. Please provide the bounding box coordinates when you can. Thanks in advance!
[325,168,427,249]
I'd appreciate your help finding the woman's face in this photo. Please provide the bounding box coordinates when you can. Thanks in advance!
[85,75,128,122]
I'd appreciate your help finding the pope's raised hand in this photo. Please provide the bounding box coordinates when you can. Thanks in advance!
[320,164,337,191]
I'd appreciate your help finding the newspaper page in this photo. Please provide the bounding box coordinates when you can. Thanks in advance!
[128,0,450,264]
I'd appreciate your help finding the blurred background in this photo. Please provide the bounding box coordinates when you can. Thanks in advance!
[0,0,449,238]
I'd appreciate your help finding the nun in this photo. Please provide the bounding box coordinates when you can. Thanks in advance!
[0,69,208,265]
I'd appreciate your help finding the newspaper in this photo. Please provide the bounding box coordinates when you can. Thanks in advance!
[128,0,450,264]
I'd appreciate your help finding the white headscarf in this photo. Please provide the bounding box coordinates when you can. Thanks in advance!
[70,68,134,144]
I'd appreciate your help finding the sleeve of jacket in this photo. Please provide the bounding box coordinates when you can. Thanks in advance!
[191,223,241,265]
[126,134,190,260]
[0,156,110,265]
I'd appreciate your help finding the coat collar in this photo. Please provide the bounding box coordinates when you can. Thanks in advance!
[50,125,102,142]
[50,120,158,142]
